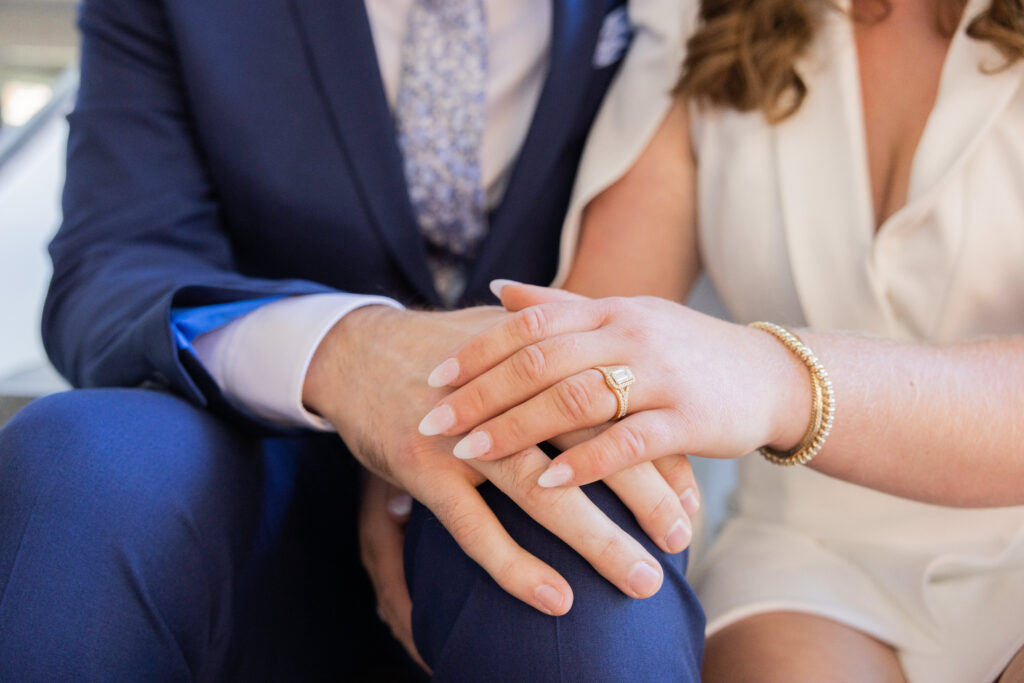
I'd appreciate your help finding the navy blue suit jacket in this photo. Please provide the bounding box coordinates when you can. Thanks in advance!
[44,0,629,426]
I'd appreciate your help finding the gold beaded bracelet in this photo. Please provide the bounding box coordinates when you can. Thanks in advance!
[748,322,835,466]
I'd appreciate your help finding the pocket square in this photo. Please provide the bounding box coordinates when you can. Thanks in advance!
[593,6,632,69]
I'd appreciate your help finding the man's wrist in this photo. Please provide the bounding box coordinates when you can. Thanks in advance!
[302,304,408,419]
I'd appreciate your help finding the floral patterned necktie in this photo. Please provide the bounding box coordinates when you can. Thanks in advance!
[395,0,489,306]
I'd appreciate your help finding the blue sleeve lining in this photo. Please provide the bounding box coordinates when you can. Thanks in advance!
[170,296,285,349]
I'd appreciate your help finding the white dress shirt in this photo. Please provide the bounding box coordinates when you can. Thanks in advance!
[193,0,552,429]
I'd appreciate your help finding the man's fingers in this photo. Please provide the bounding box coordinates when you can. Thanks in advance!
[358,475,429,672]
[417,475,574,616]
[424,299,612,390]
[365,523,425,672]
[604,463,693,555]
[473,447,665,601]
[549,424,607,452]
[652,454,701,517]
[536,409,688,488]
[387,491,413,521]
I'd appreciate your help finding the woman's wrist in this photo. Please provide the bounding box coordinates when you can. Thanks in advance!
[757,326,817,451]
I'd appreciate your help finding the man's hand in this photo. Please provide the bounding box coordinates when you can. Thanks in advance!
[358,472,428,673]
[305,306,694,617]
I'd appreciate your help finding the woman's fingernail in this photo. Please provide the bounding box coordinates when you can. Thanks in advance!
[489,279,522,299]
[680,488,701,517]
[665,518,692,553]
[418,405,455,436]
[534,584,566,615]
[387,493,413,518]
[627,561,662,598]
[453,431,491,460]
[537,463,574,488]
[427,358,460,388]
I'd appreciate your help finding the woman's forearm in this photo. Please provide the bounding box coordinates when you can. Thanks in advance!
[792,331,1024,507]
[563,102,699,303]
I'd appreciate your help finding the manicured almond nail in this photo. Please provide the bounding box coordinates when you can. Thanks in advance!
[387,494,413,518]
[418,405,455,436]
[537,463,574,488]
[453,431,491,460]
[427,358,459,388]
[489,278,522,299]
[627,562,662,598]
[534,584,566,615]
[665,518,692,553]
[680,488,701,517]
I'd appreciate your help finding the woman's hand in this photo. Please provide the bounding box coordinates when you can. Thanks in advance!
[419,282,812,488]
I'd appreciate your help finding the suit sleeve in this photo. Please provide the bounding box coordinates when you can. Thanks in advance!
[183,294,403,429]
[43,0,338,424]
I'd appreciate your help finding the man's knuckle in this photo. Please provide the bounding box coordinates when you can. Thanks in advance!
[595,534,630,566]
[658,454,692,486]
[531,482,575,515]
[404,437,434,470]
[520,472,554,509]
[647,489,678,521]
[448,511,486,548]
[495,450,536,493]
[431,492,460,527]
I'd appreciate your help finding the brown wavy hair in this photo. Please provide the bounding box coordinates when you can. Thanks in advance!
[676,0,1024,122]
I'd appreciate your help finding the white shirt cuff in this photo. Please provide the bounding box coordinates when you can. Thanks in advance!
[191,293,405,430]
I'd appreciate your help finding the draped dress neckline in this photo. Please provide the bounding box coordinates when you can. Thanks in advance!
[773,0,1024,337]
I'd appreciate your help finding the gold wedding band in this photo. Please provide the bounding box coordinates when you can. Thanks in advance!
[593,365,635,420]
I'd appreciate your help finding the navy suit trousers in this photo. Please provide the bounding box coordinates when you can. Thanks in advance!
[0,389,704,681]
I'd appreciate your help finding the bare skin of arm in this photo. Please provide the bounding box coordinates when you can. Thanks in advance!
[424,97,1024,508]
[568,80,1024,508]
[563,100,699,303]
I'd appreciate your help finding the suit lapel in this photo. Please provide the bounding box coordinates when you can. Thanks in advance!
[466,0,605,296]
[289,0,441,305]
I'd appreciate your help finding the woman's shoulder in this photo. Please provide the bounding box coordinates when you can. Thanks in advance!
[552,0,701,286]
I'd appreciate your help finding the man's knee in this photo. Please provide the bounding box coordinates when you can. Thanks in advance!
[0,388,258,529]
[0,388,267,596]
[405,481,705,682]
[0,389,265,679]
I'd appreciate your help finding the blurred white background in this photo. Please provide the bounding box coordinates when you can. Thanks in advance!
[0,0,76,402]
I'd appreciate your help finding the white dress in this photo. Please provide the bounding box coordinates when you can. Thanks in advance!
[557,0,1024,680]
